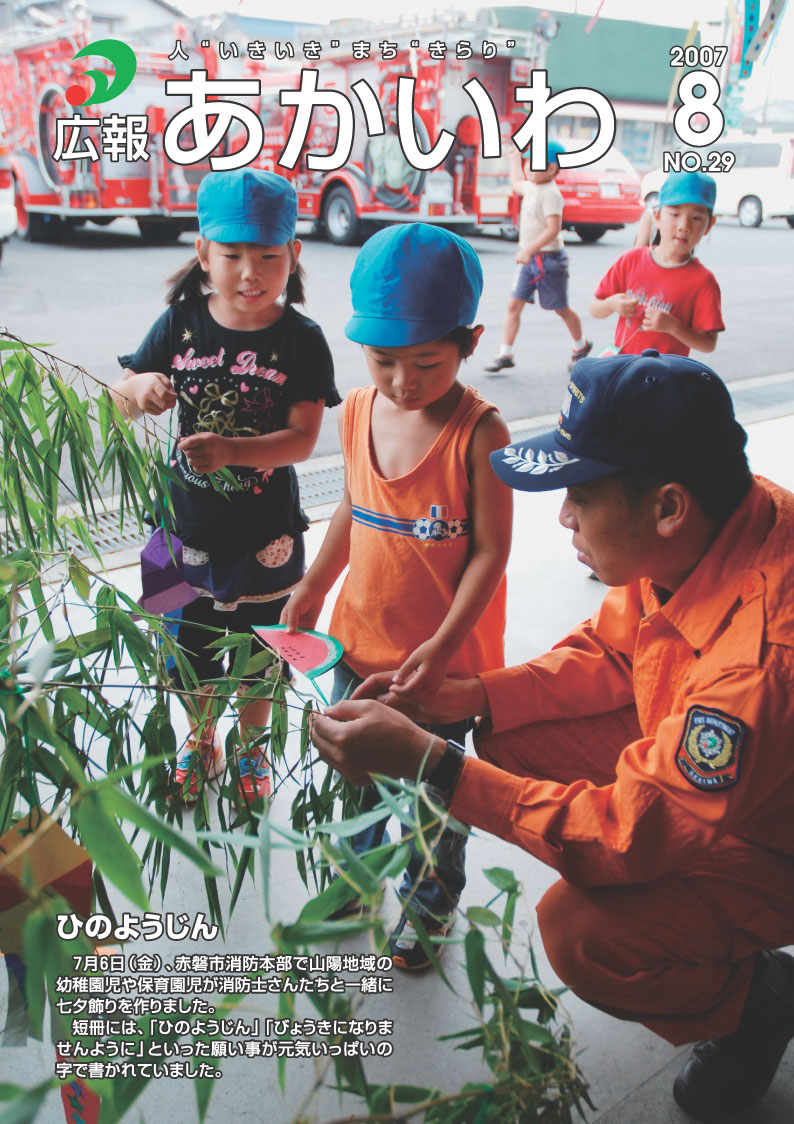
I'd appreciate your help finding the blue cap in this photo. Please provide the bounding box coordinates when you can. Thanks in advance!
[659,170,716,210]
[547,140,566,166]
[490,349,747,491]
[197,169,297,245]
[345,223,483,347]
[524,139,566,168]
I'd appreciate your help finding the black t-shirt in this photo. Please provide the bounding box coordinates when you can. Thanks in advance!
[119,299,339,551]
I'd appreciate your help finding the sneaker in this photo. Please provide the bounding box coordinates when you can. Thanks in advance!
[236,752,271,803]
[484,354,515,373]
[388,912,454,971]
[172,732,225,804]
[568,339,593,371]
[673,950,794,1120]
[328,891,363,921]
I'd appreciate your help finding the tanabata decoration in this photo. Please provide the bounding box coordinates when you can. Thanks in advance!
[0,815,100,1123]
[252,625,344,705]
[138,526,200,615]
[0,814,92,958]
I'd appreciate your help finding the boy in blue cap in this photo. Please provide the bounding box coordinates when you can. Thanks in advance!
[282,223,512,969]
[486,140,592,375]
[591,170,724,356]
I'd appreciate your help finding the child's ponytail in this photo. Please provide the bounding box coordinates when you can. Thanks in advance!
[285,259,306,306]
[165,250,212,305]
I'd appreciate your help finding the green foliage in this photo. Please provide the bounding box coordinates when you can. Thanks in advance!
[0,336,589,1124]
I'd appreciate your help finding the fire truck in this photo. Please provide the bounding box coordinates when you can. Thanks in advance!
[241,14,549,243]
[0,13,549,244]
[0,17,217,243]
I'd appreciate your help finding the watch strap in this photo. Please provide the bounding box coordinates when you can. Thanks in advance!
[424,738,466,795]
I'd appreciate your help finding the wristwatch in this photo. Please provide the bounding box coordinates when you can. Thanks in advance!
[424,739,466,796]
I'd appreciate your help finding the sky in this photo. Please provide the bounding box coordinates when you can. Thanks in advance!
[174,1,792,104]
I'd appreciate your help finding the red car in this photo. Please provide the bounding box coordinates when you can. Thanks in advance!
[554,147,644,242]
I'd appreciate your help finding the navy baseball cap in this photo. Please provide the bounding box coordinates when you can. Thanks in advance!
[659,170,716,210]
[197,169,297,245]
[490,349,747,491]
[345,223,483,347]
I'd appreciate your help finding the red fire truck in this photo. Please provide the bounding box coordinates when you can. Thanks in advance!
[241,15,548,243]
[0,18,217,243]
[0,14,548,244]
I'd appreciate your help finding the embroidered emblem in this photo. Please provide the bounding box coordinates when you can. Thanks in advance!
[498,446,579,475]
[675,706,746,791]
[181,329,193,342]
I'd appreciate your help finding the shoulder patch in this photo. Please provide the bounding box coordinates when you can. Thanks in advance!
[676,706,746,791]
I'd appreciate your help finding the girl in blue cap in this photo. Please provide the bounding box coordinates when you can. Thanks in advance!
[113,169,339,805]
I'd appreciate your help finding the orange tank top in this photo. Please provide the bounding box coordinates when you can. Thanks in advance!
[329,385,507,679]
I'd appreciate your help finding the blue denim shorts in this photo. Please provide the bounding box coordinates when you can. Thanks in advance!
[512,249,570,310]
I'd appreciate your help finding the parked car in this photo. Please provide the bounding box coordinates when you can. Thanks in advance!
[641,131,794,228]
[0,114,16,262]
[554,147,644,242]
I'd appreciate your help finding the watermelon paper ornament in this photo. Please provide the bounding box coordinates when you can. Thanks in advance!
[252,625,344,705]
[138,526,200,615]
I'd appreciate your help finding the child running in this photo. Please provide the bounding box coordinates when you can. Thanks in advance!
[112,169,339,804]
[591,170,723,356]
[283,223,512,970]
[485,141,592,374]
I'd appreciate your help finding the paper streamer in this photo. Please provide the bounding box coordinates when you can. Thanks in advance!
[744,0,789,66]
[665,20,700,121]
[728,0,741,37]
[585,0,607,34]
[739,0,761,77]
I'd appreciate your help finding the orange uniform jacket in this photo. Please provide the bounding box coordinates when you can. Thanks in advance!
[450,477,794,888]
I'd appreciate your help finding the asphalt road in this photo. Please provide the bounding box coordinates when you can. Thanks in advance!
[1,214,792,458]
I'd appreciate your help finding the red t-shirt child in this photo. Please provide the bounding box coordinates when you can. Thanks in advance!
[594,246,724,356]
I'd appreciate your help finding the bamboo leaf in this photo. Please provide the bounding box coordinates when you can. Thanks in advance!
[100,787,221,877]
[73,791,148,909]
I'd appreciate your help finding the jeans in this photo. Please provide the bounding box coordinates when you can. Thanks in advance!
[332,660,470,923]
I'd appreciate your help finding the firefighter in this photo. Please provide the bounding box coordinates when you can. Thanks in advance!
[310,348,794,1121]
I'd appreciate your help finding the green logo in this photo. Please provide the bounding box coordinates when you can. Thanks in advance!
[66,39,137,107]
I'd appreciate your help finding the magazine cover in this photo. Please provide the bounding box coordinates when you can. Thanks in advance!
[1,1,793,1121]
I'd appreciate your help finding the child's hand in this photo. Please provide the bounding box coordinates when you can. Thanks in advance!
[132,372,177,415]
[280,583,325,633]
[641,307,674,334]
[177,432,230,474]
[611,294,640,318]
[389,639,450,701]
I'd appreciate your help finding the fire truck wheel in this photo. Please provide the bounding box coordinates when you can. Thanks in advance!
[322,186,361,246]
[14,185,51,242]
[136,218,184,245]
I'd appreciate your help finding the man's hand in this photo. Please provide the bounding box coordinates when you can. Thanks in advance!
[350,673,487,727]
[310,698,439,786]
[177,432,231,474]
[515,248,533,265]
[129,372,177,416]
